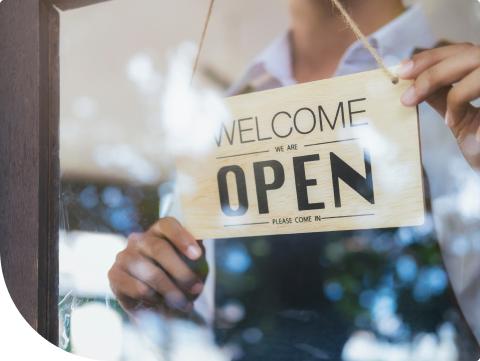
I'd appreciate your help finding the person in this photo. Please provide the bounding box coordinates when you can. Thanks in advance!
[108,0,480,358]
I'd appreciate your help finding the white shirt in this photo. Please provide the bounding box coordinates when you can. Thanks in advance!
[173,3,480,340]
[226,2,436,96]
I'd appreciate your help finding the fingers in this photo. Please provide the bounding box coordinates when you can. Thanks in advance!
[109,218,205,314]
[397,44,480,110]
[136,234,204,295]
[396,42,475,80]
[445,67,480,128]
[150,217,202,260]
[112,251,195,311]
[108,264,163,307]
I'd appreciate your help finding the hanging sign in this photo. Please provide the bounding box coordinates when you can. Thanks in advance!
[175,67,425,239]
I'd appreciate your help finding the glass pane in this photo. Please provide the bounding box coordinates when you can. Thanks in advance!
[58,1,480,360]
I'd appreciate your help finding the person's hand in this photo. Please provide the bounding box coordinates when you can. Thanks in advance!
[108,217,207,316]
[396,43,480,172]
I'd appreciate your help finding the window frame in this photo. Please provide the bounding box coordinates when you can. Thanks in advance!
[0,0,112,345]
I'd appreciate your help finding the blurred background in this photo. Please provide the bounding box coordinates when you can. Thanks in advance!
[58,0,480,360]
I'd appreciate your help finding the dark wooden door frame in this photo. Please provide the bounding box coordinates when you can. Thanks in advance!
[0,0,111,346]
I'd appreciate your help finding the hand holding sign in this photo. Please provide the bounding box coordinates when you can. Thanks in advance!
[176,67,425,239]
[108,217,206,314]
[397,43,480,174]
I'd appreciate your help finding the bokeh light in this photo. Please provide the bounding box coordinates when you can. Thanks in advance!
[71,302,123,361]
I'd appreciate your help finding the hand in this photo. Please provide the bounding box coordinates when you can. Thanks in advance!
[108,217,207,315]
[396,43,480,173]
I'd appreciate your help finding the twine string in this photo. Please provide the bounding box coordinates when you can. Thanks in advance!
[330,0,399,84]
[191,0,216,87]
[191,0,399,86]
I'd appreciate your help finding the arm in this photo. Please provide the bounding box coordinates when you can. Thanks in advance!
[396,43,480,172]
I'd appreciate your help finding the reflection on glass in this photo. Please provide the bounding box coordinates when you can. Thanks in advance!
[59,0,480,360]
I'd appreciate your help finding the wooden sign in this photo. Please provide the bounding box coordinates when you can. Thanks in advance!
[176,67,425,239]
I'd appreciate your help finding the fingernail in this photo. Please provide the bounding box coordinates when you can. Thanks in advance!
[396,60,414,77]
[445,111,453,127]
[186,245,202,260]
[191,282,204,294]
[165,290,187,310]
[476,125,480,143]
[401,86,416,106]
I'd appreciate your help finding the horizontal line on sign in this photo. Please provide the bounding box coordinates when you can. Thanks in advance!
[224,222,270,227]
[322,213,375,220]
[217,150,270,159]
[304,138,361,147]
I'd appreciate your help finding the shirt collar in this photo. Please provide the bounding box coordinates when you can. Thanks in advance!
[365,2,437,66]
[226,3,437,96]
[226,33,294,96]
[375,2,437,50]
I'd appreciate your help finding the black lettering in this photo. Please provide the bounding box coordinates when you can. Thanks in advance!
[315,215,322,221]
[217,165,249,216]
[214,121,236,147]
[348,98,367,127]
[253,160,285,214]
[293,155,325,211]
[273,217,292,225]
[272,112,293,138]
[318,102,345,131]
[294,216,311,223]
[238,118,255,144]
[330,148,374,207]
[255,117,272,141]
[275,146,284,152]
[294,108,316,134]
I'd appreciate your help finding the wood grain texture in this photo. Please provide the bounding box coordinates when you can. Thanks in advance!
[0,0,42,333]
[38,0,60,344]
[176,68,425,239]
[0,0,59,344]
[47,0,112,11]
